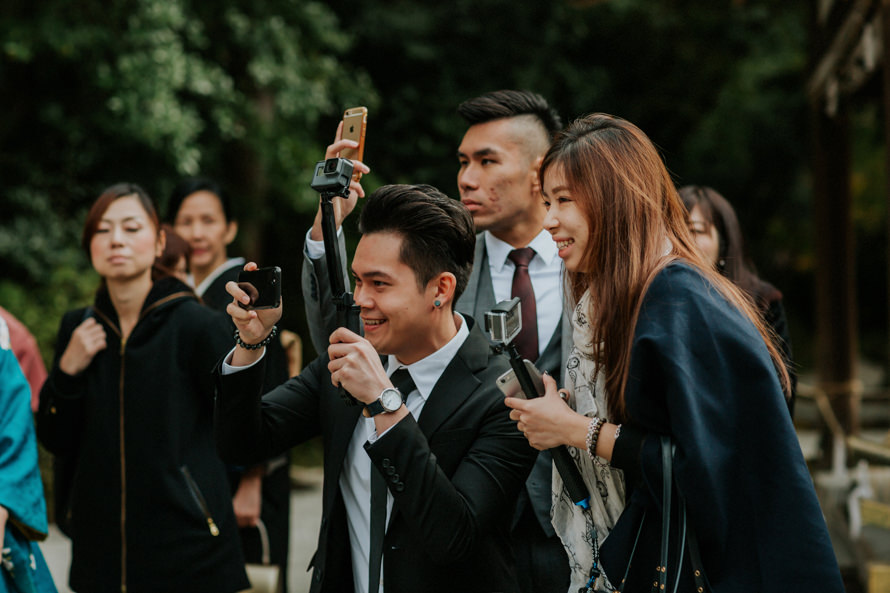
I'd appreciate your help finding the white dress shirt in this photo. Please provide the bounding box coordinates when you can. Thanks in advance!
[484,230,563,354]
[222,313,471,593]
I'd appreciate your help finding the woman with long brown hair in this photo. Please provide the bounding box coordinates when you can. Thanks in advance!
[37,183,248,593]
[506,114,842,592]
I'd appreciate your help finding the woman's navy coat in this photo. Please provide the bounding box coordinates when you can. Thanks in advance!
[603,263,843,592]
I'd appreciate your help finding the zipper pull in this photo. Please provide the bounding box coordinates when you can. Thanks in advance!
[207,518,220,536]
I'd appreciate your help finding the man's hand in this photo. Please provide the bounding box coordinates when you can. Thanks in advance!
[226,262,283,366]
[232,467,263,528]
[326,327,390,404]
[59,317,107,375]
[309,121,371,242]
[328,327,410,434]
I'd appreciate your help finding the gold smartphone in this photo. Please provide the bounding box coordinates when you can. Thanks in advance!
[340,106,367,180]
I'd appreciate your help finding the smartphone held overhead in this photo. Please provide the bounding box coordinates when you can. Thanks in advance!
[237,266,281,310]
[340,106,367,180]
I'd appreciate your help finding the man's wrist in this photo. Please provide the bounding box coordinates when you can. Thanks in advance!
[235,326,279,350]
[363,387,403,417]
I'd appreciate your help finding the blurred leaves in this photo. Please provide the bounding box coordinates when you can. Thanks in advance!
[0,0,376,361]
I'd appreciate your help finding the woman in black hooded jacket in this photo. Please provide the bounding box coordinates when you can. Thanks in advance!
[37,183,248,593]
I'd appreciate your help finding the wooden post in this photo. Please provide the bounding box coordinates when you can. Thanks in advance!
[812,100,859,438]
[882,0,890,389]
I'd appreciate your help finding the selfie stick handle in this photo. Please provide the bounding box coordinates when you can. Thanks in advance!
[507,345,590,510]
[320,194,362,406]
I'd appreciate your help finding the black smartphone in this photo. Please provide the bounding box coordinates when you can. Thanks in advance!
[237,266,282,310]
[496,360,545,399]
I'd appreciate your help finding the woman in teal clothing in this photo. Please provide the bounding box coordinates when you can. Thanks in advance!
[0,317,57,593]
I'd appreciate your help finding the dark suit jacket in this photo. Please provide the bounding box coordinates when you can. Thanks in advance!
[454,236,571,536]
[301,233,570,536]
[215,320,536,593]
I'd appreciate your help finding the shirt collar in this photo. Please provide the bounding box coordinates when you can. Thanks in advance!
[385,313,470,402]
[484,229,559,273]
[192,257,246,296]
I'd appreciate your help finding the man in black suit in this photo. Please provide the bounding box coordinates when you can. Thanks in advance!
[302,91,570,593]
[215,184,536,593]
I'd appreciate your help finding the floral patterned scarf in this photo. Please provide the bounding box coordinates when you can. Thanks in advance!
[551,289,626,592]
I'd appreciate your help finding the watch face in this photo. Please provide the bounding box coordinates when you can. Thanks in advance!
[380,388,402,412]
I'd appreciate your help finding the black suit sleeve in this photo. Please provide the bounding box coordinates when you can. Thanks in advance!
[300,232,349,355]
[364,391,536,562]
[214,353,326,466]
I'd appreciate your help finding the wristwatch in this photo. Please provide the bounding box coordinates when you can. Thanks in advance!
[363,387,403,418]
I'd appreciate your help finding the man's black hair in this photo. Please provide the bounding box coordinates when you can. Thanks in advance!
[457,90,563,139]
[166,177,234,223]
[359,184,475,304]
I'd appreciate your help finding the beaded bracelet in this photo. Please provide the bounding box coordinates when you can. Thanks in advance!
[586,416,604,461]
[234,325,279,350]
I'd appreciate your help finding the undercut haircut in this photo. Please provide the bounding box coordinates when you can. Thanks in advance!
[359,184,476,305]
[457,90,563,139]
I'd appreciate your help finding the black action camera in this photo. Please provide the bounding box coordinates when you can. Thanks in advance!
[310,158,355,197]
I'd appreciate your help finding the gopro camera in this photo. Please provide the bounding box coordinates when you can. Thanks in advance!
[310,158,354,196]
[484,297,522,346]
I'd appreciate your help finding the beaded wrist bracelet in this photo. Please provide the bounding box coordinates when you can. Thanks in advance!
[234,325,279,350]
[586,416,604,461]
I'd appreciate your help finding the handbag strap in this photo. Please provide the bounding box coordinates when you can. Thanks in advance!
[617,436,710,593]
[255,518,271,565]
[678,488,710,593]
[656,435,672,592]
[663,437,707,593]
[617,509,647,591]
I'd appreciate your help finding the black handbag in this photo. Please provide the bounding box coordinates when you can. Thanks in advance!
[616,436,711,593]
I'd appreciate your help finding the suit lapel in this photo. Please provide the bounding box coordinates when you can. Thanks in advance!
[456,234,486,319]
[388,321,490,527]
[416,321,487,437]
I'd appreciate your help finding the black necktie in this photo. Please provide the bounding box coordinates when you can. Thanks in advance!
[368,368,415,593]
[508,247,539,362]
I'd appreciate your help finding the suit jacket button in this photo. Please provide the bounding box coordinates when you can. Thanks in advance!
[382,458,391,468]
[390,474,400,484]
[314,568,323,582]
[395,482,405,492]
[385,466,395,475]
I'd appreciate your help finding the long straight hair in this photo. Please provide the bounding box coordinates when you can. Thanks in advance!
[540,114,790,422]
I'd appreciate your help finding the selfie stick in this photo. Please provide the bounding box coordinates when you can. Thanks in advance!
[504,344,590,510]
[317,162,363,406]
[486,298,590,510]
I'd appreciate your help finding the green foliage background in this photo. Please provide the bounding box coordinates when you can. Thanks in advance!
[1,0,886,372]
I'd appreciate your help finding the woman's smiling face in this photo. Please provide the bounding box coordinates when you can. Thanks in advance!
[542,165,589,272]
